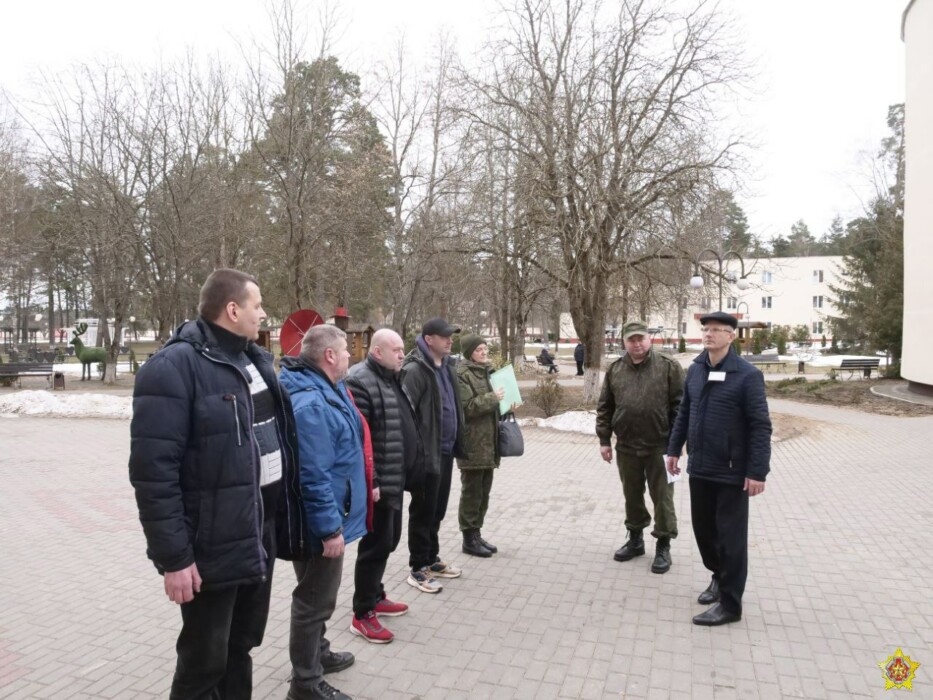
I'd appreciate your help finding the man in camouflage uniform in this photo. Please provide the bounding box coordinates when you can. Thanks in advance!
[596,320,685,574]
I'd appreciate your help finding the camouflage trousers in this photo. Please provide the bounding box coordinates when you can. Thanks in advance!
[615,451,678,539]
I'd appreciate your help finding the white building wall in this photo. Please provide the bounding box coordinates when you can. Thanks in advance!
[902,0,933,390]
[650,256,844,342]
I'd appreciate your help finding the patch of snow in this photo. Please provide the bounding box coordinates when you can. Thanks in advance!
[0,390,132,419]
[520,410,596,435]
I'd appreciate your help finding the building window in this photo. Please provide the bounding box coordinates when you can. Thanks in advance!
[727,296,737,309]
[813,269,824,283]
[766,322,772,331]
[680,322,687,334]
[762,271,773,284]
[762,296,772,309]
[813,295,824,308]
[812,321,823,334]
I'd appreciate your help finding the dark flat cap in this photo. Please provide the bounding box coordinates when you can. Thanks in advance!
[422,317,461,337]
[699,311,738,329]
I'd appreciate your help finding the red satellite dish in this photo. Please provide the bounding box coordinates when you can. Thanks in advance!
[280,309,325,357]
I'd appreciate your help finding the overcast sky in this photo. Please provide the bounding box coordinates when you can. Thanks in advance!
[0,0,908,245]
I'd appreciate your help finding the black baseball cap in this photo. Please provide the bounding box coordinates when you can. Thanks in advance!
[422,317,461,337]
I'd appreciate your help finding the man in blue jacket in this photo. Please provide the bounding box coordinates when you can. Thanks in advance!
[279,324,368,700]
[666,311,772,627]
[129,268,302,699]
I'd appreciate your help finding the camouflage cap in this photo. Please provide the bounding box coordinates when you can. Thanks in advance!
[621,320,649,339]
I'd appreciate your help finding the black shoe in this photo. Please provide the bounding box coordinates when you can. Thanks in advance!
[477,531,497,553]
[613,530,645,562]
[697,578,720,605]
[692,603,741,626]
[650,538,671,574]
[311,679,352,700]
[321,650,355,675]
[462,530,493,558]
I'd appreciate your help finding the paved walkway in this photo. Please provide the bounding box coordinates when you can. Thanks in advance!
[1,397,930,699]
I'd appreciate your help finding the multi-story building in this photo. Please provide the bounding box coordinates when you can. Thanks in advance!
[650,255,844,344]
[902,0,933,395]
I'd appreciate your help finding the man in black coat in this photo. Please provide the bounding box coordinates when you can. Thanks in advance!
[574,342,585,376]
[402,318,465,594]
[129,269,303,698]
[666,311,772,627]
[345,328,420,643]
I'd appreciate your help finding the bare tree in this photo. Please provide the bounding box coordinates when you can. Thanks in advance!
[461,0,746,400]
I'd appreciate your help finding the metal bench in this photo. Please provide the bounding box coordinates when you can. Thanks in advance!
[0,362,55,388]
[839,358,881,379]
[744,354,788,372]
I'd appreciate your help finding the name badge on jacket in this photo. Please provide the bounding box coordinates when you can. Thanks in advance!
[708,371,726,382]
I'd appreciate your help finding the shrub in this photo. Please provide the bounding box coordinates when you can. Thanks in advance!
[530,375,563,417]
[752,335,762,355]
[883,361,901,379]
[732,338,742,355]
[821,334,827,348]
[678,336,686,353]
[129,348,140,374]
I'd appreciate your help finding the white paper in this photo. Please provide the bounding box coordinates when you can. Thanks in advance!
[708,371,726,382]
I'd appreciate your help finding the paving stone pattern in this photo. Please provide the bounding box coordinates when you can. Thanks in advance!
[0,397,930,699]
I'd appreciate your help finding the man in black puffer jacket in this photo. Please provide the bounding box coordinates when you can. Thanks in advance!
[666,311,772,627]
[129,269,304,698]
[345,329,423,644]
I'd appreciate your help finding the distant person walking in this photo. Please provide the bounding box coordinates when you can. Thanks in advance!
[596,320,684,574]
[666,311,773,627]
[574,342,585,376]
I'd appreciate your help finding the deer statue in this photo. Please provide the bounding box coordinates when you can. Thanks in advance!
[70,322,108,381]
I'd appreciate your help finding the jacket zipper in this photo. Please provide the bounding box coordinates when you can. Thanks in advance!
[224,394,242,446]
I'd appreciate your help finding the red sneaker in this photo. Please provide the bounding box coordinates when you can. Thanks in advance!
[350,611,394,644]
[373,596,409,617]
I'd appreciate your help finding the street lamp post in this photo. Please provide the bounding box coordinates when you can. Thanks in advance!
[689,248,750,311]
[735,301,750,356]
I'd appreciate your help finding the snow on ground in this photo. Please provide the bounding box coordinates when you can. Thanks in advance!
[521,410,596,435]
[0,390,132,419]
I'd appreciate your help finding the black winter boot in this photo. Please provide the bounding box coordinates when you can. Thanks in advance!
[651,537,672,574]
[477,530,497,553]
[613,530,645,562]
[462,529,493,558]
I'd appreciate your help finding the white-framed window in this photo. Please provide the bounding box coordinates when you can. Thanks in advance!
[762,271,773,284]
[812,321,823,334]
[727,296,737,309]
[762,296,772,309]
[813,295,824,308]
[813,269,824,283]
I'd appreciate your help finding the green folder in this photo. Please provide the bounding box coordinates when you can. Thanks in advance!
[490,365,523,415]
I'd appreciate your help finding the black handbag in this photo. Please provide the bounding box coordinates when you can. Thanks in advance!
[498,413,524,457]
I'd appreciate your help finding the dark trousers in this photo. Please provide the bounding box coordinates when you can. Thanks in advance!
[547,364,558,374]
[458,468,494,531]
[289,554,343,693]
[616,451,677,539]
[408,453,454,569]
[170,570,274,700]
[353,501,403,616]
[689,476,749,615]
[575,360,584,376]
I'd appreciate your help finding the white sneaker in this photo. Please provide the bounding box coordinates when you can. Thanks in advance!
[407,566,443,593]
[428,559,462,579]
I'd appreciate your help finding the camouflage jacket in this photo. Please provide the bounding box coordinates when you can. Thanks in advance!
[455,359,501,470]
[595,349,685,455]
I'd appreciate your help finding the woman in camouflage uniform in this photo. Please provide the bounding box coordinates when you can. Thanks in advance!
[456,334,505,557]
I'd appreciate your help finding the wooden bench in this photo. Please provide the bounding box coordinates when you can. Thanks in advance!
[839,358,881,379]
[0,362,55,387]
[745,354,788,372]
